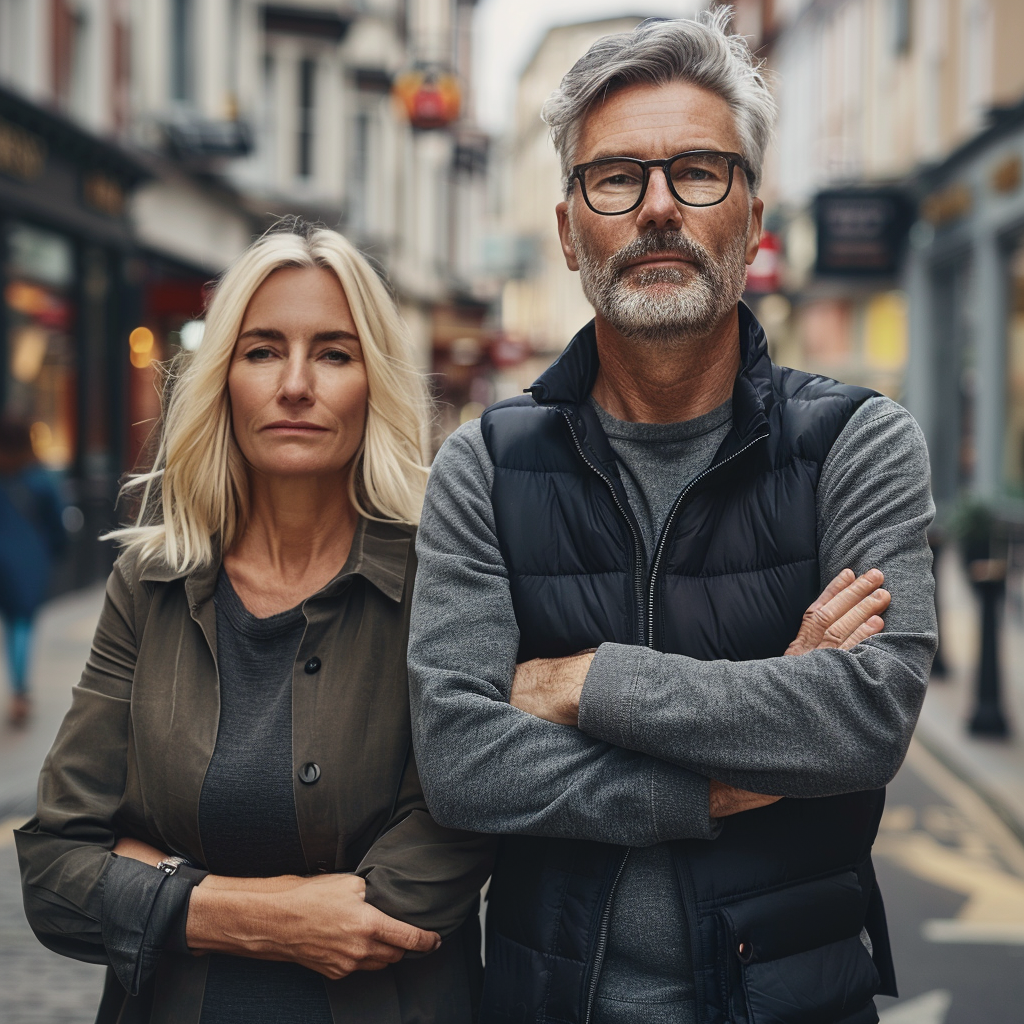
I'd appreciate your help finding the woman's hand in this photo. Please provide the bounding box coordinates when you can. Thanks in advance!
[186,872,441,979]
[710,568,891,818]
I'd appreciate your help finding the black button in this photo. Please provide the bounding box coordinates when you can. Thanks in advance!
[304,656,321,675]
[298,762,321,785]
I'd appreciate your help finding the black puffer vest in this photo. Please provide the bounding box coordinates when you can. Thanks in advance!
[478,306,897,1024]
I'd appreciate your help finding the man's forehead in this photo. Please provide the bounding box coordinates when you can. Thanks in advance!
[574,80,741,162]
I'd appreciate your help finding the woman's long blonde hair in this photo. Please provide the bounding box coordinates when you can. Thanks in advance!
[108,224,432,572]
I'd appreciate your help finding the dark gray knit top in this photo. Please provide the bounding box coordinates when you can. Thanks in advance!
[196,570,332,1024]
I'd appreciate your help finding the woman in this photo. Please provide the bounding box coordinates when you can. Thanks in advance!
[16,223,494,1024]
[0,416,65,726]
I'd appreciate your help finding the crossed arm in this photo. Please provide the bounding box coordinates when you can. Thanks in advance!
[407,400,937,843]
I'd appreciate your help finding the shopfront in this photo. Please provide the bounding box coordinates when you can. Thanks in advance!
[0,84,148,590]
[905,99,1024,520]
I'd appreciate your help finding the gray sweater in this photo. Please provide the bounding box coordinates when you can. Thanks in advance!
[407,394,937,1012]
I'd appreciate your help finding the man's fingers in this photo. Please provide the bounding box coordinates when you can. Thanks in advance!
[806,568,855,614]
[368,908,440,953]
[818,569,885,625]
[839,616,885,650]
[821,590,890,647]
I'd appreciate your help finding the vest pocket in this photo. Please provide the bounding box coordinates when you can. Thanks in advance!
[719,871,880,1024]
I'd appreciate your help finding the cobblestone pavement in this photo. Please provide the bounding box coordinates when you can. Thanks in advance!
[0,823,105,1022]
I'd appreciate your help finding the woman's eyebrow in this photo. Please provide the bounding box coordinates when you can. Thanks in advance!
[236,327,359,342]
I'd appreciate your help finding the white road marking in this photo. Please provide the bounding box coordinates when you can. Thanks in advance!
[878,989,952,1024]
[922,919,1024,944]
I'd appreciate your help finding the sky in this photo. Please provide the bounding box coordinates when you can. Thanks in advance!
[471,0,705,134]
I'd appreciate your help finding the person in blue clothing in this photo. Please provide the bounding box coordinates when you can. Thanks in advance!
[0,417,65,726]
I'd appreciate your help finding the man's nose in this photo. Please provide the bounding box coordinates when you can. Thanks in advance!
[634,167,683,232]
[279,354,314,402]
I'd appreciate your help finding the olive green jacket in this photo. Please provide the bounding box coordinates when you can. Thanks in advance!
[16,519,494,1024]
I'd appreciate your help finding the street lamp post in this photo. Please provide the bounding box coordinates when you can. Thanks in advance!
[967,559,1010,737]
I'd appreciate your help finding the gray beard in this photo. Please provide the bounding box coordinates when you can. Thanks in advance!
[571,223,750,346]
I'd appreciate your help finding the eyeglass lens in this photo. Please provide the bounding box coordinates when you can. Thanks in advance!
[581,153,732,213]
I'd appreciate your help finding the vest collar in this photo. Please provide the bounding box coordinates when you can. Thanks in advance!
[527,302,773,448]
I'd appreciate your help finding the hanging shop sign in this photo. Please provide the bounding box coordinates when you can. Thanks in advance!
[745,230,783,293]
[393,68,461,130]
[814,188,913,277]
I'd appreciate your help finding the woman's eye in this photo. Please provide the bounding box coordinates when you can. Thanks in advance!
[245,347,275,361]
[322,349,352,364]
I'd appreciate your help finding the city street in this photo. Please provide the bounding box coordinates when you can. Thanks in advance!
[1,586,1024,1021]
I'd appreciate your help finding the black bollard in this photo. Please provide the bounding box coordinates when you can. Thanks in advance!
[968,560,1010,737]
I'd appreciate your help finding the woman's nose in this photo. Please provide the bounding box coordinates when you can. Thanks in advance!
[279,355,314,402]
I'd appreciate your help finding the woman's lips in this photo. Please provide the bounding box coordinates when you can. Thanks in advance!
[263,421,329,432]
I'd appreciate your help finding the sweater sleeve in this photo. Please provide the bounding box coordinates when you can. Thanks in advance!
[15,564,200,993]
[407,422,717,845]
[576,397,937,796]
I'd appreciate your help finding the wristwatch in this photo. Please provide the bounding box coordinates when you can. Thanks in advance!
[156,855,191,876]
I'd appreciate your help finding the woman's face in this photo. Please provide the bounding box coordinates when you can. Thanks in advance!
[228,266,369,481]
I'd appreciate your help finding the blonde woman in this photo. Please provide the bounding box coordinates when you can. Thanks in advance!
[16,223,493,1024]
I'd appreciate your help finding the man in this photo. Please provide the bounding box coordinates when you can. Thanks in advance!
[409,12,936,1024]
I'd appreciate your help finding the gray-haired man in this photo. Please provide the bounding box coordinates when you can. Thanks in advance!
[409,13,935,1024]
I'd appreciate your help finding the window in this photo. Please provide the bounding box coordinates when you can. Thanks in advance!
[1005,241,1024,497]
[297,57,316,179]
[170,0,194,103]
[3,223,77,470]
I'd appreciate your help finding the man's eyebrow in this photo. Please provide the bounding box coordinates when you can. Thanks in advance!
[236,327,359,343]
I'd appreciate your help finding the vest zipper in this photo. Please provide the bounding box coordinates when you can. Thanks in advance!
[582,849,630,1024]
[646,432,769,648]
[560,409,646,643]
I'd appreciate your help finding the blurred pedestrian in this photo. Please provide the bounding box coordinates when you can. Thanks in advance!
[0,416,65,727]
[16,223,493,1024]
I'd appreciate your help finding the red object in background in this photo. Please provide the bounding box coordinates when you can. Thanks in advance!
[489,333,530,369]
[746,230,783,293]
[146,278,207,319]
[393,69,461,130]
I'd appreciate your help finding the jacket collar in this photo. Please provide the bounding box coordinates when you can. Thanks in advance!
[527,301,773,448]
[138,516,412,605]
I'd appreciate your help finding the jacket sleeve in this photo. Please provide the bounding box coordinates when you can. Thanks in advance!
[355,747,495,938]
[408,424,718,846]
[15,562,200,994]
[576,398,937,796]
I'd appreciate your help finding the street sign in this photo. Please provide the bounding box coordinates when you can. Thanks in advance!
[814,188,913,276]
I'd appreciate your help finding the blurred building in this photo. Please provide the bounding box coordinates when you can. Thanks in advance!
[731,0,1024,517]
[0,0,490,589]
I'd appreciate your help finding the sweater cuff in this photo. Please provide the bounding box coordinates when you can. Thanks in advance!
[577,643,643,748]
[649,759,721,842]
[101,856,208,993]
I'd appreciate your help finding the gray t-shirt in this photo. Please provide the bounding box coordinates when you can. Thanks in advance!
[587,397,732,1024]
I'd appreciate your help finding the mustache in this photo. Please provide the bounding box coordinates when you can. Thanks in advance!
[606,230,712,276]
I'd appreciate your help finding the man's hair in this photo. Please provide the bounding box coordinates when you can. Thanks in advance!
[541,8,777,197]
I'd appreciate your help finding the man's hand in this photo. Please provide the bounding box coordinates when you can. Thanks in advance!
[711,567,891,817]
[785,568,890,656]
[510,650,595,725]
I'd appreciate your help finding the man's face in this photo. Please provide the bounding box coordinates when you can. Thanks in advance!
[556,80,763,345]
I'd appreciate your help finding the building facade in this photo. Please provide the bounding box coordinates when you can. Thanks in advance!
[0,0,490,589]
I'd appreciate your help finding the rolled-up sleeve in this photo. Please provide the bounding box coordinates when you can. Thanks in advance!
[15,563,200,994]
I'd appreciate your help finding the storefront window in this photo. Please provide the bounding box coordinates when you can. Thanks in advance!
[3,222,77,470]
[1006,241,1024,498]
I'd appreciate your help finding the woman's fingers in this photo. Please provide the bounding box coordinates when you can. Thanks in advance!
[367,906,440,953]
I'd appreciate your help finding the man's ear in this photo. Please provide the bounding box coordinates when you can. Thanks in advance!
[556,201,580,272]
[745,197,764,266]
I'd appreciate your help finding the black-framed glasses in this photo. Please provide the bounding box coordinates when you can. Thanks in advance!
[570,150,750,215]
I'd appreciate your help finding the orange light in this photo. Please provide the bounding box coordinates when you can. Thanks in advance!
[129,326,155,353]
